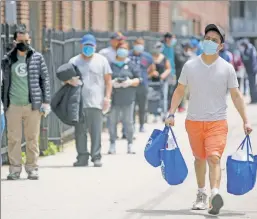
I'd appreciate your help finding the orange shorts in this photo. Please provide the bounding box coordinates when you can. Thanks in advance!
[185,120,228,160]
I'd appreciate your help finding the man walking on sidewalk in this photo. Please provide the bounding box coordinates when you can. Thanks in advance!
[1,28,51,180]
[69,34,112,167]
[165,24,253,215]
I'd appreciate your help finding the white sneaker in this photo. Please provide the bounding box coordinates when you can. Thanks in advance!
[127,144,136,154]
[192,191,208,210]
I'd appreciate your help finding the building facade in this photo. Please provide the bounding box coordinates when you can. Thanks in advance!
[171,1,229,37]
[229,1,257,39]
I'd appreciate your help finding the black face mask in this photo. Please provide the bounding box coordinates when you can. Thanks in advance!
[16,42,29,52]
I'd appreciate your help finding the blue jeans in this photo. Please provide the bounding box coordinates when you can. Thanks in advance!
[109,103,134,144]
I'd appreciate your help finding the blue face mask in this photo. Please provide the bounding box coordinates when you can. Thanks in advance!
[170,38,177,47]
[133,45,144,53]
[202,40,219,55]
[82,45,95,57]
[117,48,129,58]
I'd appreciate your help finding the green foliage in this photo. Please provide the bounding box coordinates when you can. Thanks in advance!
[42,141,59,156]
[21,152,26,164]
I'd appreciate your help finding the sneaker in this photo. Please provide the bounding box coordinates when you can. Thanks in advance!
[139,126,145,133]
[208,193,224,215]
[93,160,102,167]
[7,172,20,180]
[108,143,116,154]
[127,144,136,154]
[73,160,89,167]
[27,170,39,180]
[192,191,208,210]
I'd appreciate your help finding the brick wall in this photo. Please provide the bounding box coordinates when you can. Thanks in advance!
[4,1,171,35]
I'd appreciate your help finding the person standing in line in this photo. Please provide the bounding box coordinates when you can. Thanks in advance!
[69,34,112,167]
[99,32,126,138]
[162,33,177,113]
[149,42,171,122]
[165,24,253,215]
[108,41,140,154]
[239,39,257,104]
[129,38,155,133]
[1,28,51,180]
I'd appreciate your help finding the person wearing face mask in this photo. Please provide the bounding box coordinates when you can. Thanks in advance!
[1,28,51,180]
[165,24,253,215]
[108,42,140,154]
[99,32,126,64]
[129,38,155,133]
[69,34,112,167]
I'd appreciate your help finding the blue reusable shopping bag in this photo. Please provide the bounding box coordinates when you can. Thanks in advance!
[227,135,257,195]
[160,127,188,185]
[144,126,169,167]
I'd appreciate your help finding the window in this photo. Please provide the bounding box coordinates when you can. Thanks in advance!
[119,2,127,31]
[89,1,93,30]
[239,1,245,18]
[108,1,114,31]
[52,1,62,30]
[82,1,86,29]
[132,4,137,30]
[150,1,159,32]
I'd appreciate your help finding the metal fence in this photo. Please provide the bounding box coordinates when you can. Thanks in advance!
[41,29,165,145]
[1,25,166,162]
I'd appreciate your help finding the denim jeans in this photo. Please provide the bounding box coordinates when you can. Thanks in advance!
[109,103,134,144]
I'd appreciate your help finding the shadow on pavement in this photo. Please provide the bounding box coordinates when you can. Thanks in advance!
[126,209,247,218]
[39,165,94,168]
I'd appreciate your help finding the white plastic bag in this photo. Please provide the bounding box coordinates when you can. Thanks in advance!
[231,149,253,162]
[166,133,177,150]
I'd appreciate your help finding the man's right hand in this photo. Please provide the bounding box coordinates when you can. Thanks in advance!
[152,71,159,77]
[165,114,175,126]
[65,76,81,87]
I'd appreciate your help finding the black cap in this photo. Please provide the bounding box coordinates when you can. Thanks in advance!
[164,32,172,38]
[205,24,225,43]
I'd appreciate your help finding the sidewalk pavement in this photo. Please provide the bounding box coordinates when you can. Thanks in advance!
[1,98,257,219]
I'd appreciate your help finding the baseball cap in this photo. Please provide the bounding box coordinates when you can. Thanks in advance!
[205,24,225,43]
[110,32,126,40]
[81,34,96,46]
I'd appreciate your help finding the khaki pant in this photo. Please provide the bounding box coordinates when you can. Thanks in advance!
[6,104,41,173]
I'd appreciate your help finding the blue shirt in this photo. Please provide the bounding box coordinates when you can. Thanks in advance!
[219,51,230,63]
[162,43,175,74]
[129,51,153,86]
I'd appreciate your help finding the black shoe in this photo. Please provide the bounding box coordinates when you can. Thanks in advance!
[73,160,88,167]
[27,170,39,180]
[93,160,102,167]
[122,134,127,139]
[7,172,20,180]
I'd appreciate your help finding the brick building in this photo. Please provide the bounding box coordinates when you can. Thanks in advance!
[1,1,171,32]
[172,1,230,36]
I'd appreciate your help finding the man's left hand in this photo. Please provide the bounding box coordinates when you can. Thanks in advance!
[244,123,253,135]
[103,97,111,113]
[121,78,133,88]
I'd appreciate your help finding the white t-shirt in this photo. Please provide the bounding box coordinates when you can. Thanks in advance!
[69,53,112,110]
[99,47,116,64]
[178,55,239,121]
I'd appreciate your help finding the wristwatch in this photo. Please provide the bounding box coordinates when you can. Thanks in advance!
[167,113,175,118]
